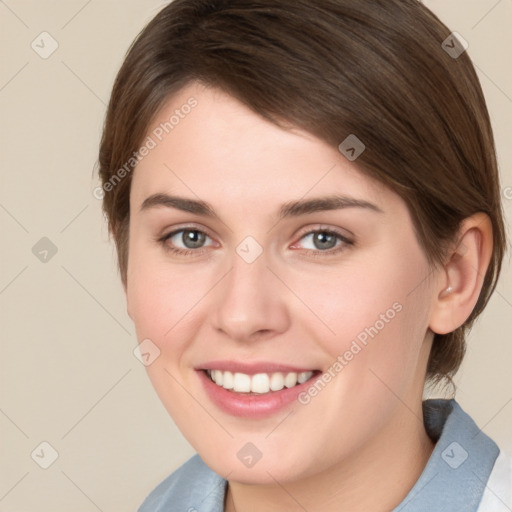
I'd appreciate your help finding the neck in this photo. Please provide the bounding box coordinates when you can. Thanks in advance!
[224,402,435,512]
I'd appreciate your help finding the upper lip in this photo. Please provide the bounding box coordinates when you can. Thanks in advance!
[196,361,319,375]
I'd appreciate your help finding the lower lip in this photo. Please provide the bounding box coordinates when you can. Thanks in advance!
[196,370,319,418]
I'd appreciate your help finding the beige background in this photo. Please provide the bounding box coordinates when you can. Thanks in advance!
[0,1,511,510]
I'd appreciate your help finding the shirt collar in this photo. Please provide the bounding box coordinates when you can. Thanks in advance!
[393,398,499,511]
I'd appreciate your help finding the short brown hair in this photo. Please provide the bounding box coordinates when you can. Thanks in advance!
[97,0,507,385]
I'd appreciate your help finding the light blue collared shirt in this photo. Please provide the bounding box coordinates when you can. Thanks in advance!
[138,399,503,511]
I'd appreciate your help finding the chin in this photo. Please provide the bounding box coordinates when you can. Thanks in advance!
[201,449,307,485]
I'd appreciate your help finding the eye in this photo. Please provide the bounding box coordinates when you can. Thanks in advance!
[157,226,353,258]
[291,228,354,256]
[158,228,215,255]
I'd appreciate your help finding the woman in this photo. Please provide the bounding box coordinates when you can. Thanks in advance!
[97,0,511,510]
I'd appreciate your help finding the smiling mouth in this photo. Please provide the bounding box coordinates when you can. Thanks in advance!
[204,369,320,395]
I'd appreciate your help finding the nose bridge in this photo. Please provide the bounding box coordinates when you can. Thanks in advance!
[226,255,264,307]
[211,242,289,340]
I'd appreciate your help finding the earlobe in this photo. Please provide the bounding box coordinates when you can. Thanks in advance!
[429,212,493,335]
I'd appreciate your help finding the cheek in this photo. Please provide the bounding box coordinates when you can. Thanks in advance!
[297,243,432,383]
[292,262,406,344]
[127,234,209,339]
[126,249,209,427]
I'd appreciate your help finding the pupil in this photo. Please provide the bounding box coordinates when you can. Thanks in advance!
[315,232,336,250]
[183,230,205,249]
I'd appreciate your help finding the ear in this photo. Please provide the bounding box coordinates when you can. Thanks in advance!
[429,212,493,335]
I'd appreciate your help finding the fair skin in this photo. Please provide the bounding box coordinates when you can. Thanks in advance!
[125,81,493,512]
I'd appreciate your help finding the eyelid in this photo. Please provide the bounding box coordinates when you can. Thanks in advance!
[159,223,216,242]
[293,224,353,241]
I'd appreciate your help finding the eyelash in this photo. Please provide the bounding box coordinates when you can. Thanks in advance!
[156,226,354,258]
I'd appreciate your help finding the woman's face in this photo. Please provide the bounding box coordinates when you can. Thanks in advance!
[126,80,439,483]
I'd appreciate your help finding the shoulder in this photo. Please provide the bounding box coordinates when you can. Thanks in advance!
[138,454,227,512]
[477,448,512,511]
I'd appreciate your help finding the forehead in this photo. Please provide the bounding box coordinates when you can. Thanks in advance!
[129,81,402,218]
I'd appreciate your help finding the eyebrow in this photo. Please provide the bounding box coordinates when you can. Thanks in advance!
[139,193,384,219]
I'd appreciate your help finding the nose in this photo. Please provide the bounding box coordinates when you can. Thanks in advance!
[210,247,291,343]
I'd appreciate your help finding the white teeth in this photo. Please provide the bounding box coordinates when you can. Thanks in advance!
[207,369,314,394]
[233,372,251,392]
[270,372,284,391]
[251,373,270,393]
[213,370,223,386]
[284,372,298,388]
[221,371,234,390]
[297,371,311,384]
